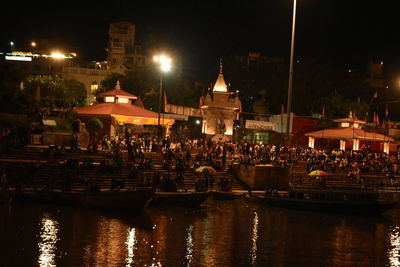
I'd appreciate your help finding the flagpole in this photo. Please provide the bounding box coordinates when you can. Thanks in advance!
[285,0,297,146]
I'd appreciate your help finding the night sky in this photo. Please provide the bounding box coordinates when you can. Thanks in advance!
[1,1,400,78]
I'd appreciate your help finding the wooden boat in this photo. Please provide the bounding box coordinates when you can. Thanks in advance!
[249,187,397,215]
[0,189,13,204]
[14,188,155,211]
[211,191,243,200]
[150,191,210,208]
[58,188,155,211]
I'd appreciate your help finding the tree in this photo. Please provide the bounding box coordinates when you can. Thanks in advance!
[321,91,368,119]
[22,75,86,118]
[98,66,201,110]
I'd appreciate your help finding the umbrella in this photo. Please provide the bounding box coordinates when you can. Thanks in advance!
[195,166,217,175]
[308,170,328,176]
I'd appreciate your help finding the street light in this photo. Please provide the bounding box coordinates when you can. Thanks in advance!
[285,0,297,145]
[10,41,14,51]
[153,55,172,140]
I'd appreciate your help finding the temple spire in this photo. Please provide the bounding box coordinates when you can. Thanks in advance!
[115,80,121,90]
[213,59,228,92]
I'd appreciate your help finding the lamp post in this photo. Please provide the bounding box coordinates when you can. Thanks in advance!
[285,0,297,145]
[153,55,172,141]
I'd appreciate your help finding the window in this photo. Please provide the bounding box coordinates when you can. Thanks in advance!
[105,96,115,103]
[341,122,350,128]
[90,83,98,92]
[118,97,129,103]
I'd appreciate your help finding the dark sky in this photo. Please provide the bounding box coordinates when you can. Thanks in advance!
[1,1,400,77]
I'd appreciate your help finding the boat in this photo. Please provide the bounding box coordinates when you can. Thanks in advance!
[58,188,155,211]
[211,191,243,200]
[150,191,210,208]
[249,187,397,215]
[0,188,13,204]
[14,188,155,211]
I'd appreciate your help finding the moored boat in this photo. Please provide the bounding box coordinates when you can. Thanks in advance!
[0,189,13,204]
[58,188,155,211]
[249,187,397,215]
[150,191,210,208]
[14,188,155,211]
[211,191,243,200]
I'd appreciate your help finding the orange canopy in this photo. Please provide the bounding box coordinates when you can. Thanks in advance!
[74,103,174,126]
[305,127,394,142]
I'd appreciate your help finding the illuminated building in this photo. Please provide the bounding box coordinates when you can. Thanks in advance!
[200,61,241,139]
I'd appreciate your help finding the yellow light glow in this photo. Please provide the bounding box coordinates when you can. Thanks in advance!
[154,54,172,72]
[51,51,65,59]
[161,63,171,72]
[31,42,36,47]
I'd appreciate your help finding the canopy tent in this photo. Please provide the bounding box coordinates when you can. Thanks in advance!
[74,103,174,126]
[305,127,394,142]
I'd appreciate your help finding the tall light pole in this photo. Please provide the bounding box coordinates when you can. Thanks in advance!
[285,0,297,145]
[153,55,172,141]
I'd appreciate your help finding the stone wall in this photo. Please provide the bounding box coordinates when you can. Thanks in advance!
[238,164,289,190]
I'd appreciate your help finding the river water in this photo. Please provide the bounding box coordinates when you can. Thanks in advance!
[1,198,399,267]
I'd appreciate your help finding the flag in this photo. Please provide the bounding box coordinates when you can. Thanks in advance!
[321,105,325,119]
[353,109,357,120]
[374,112,380,125]
[373,91,378,98]
[281,104,285,115]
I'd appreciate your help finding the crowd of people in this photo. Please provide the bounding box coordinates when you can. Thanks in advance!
[3,130,400,192]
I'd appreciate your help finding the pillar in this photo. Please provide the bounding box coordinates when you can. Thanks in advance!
[340,140,346,151]
[352,139,359,151]
[308,136,315,149]
[383,142,390,154]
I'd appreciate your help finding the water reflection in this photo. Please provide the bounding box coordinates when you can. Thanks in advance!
[1,200,400,266]
[185,225,194,266]
[250,211,259,266]
[38,213,59,267]
[389,226,400,267]
[125,228,136,266]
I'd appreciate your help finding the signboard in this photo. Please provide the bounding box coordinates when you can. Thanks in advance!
[245,120,275,131]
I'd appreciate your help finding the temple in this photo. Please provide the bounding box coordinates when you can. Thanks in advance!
[74,81,174,137]
[305,112,394,153]
[200,61,241,140]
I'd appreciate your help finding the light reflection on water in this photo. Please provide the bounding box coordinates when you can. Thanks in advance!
[389,226,400,267]
[250,211,259,266]
[1,200,400,266]
[125,228,136,267]
[185,225,194,266]
[38,213,59,267]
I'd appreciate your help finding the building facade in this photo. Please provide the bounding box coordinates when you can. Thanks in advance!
[106,21,148,70]
[200,62,241,139]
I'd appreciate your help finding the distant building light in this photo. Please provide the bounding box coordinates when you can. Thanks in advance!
[50,52,65,59]
[5,55,32,61]
[196,119,201,125]
[348,69,352,73]
[90,84,98,91]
